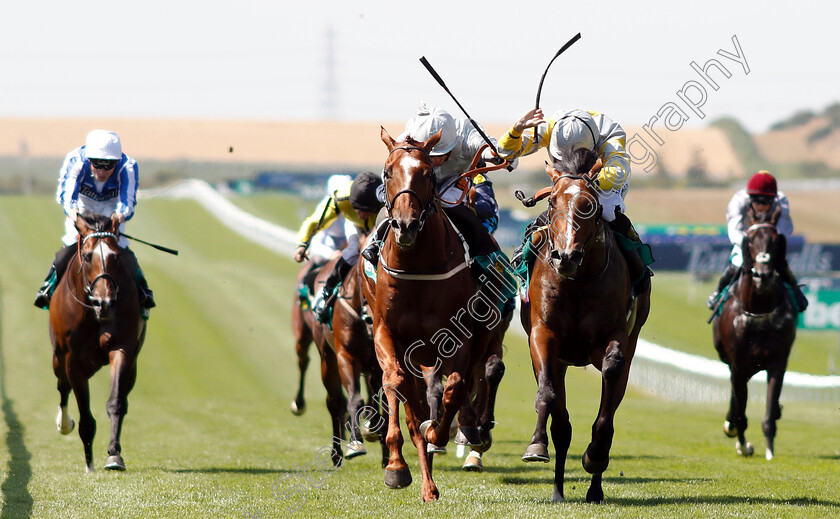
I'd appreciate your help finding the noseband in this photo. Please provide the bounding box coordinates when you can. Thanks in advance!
[384,145,439,230]
[547,174,604,277]
[73,231,120,307]
[744,222,778,281]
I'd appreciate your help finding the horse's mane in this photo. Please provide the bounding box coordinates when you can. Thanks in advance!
[79,211,112,232]
[553,148,599,176]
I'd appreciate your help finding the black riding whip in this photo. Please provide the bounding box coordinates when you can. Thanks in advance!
[418,56,501,158]
[534,32,582,110]
[122,232,179,255]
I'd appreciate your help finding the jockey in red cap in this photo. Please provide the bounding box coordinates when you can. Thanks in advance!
[707,170,808,311]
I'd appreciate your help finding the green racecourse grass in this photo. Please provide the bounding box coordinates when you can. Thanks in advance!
[0,195,838,519]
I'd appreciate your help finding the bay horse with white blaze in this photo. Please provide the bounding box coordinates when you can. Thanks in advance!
[520,149,651,503]
[712,205,795,460]
[50,211,146,472]
[361,128,498,502]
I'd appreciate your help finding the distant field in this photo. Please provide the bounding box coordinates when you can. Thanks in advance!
[1,196,838,518]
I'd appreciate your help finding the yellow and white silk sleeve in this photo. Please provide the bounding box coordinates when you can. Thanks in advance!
[497,119,556,161]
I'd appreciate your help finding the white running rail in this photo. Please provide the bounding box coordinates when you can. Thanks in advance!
[146,179,840,403]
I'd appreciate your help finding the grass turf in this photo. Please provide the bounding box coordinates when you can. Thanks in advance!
[0,195,837,518]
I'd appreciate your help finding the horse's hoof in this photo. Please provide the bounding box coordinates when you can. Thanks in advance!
[427,443,446,454]
[104,455,126,471]
[344,441,367,460]
[586,485,605,504]
[360,420,380,442]
[84,462,95,474]
[56,418,75,435]
[723,420,737,438]
[384,467,412,489]
[765,448,774,461]
[522,442,550,463]
[290,401,305,416]
[736,441,754,457]
[419,420,435,443]
[454,426,481,446]
[582,447,609,474]
[462,452,483,472]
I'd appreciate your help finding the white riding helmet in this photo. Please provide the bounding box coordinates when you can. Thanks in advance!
[327,174,352,195]
[84,130,122,160]
[548,109,597,163]
[402,102,457,156]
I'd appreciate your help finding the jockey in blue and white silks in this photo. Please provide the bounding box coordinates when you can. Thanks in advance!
[35,130,154,311]
[57,138,139,248]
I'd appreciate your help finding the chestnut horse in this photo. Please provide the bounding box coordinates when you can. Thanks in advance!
[50,212,146,472]
[361,128,500,502]
[712,205,795,460]
[520,150,651,503]
[289,258,328,416]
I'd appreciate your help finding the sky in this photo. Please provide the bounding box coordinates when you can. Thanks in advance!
[2,0,838,133]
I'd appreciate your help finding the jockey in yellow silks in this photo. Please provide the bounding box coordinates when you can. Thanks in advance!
[498,107,652,296]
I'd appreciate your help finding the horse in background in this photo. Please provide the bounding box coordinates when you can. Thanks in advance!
[713,205,796,460]
[50,211,146,472]
[289,258,328,416]
[331,258,389,466]
[362,128,501,502]
[519,150,651,503]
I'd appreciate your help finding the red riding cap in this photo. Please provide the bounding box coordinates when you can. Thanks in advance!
[746,170,777,196]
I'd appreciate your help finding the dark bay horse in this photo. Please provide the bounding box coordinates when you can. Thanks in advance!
[712,206,795,460]
[289,258,327,416]
[331,259,389,465]
[50,211,146,472]
[520,151,651,503]
[361,128,499,502]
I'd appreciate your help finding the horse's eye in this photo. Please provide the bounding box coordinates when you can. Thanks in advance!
[82,251,93,262]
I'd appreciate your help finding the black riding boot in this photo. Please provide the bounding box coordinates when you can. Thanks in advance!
[707,263,738,309]
[34,244,77,309]
[779,261,809,311]
[609,212,651,298]
[122,248,156,309]
[315,257,353,322]
[361,218,390,266]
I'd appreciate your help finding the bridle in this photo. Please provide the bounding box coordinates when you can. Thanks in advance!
[383,145,439,231]
[744,222,778,282]
[546,173,609,280]
[67,231,121,309]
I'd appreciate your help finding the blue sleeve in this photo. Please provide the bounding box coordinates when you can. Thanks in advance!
[472,182,498,220]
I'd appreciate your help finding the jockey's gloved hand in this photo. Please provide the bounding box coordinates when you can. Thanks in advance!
[481,147,505,165]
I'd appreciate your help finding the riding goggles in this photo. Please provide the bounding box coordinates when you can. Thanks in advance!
[90,159,118,170]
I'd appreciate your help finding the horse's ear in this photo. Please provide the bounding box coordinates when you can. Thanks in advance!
[544,161,562,184]
[589,157,603,177]
[420,129,442,155]
[381,126,396,151]
[74,212,88,235]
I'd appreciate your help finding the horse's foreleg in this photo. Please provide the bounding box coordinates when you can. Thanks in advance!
[337,351,367,460]
[364,371,389,468]
[425,374,444,424]
[428,370,471,448]
[105,349,136,471]
[380,365,412,489]
[54,355,75,435]
[476,353,505,452]
[549,365,571,503]
[67,363,96,473]
[763,366,786,460]
[291,305,313,416]
[320,347,348,466]
[523,328,557,462]
[727,369,753,456]
[402,380,440,502]
[583,338,629,503]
